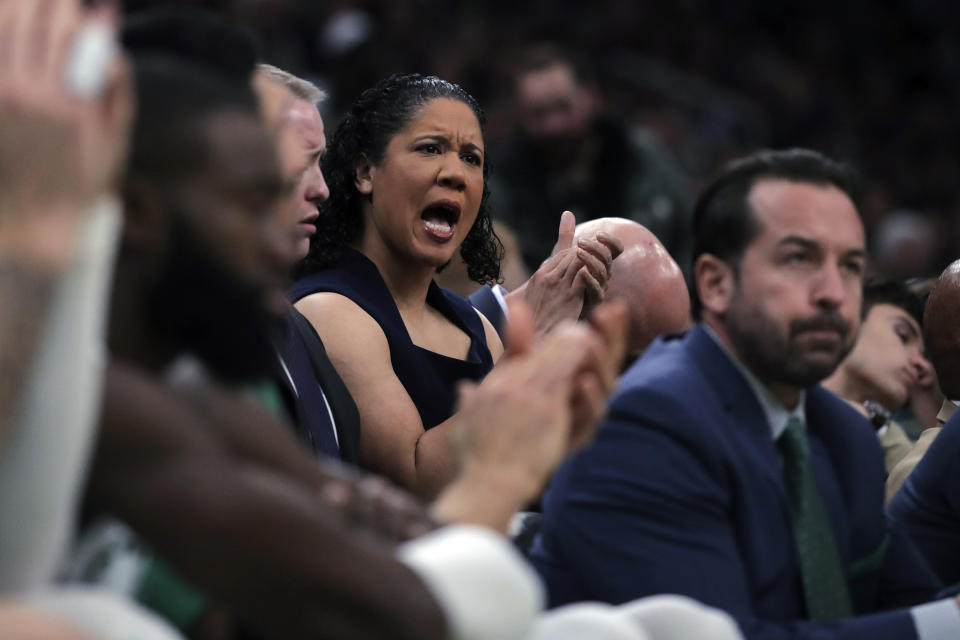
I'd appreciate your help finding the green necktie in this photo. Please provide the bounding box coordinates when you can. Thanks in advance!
[777,415,853,622]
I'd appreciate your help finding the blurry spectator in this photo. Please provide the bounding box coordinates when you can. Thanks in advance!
[574,217,691,365]
[489,43,690,273]
[823,278,932,471]
[871,210,939,279]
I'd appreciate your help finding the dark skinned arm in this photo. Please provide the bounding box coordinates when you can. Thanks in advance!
[87,359,447,640]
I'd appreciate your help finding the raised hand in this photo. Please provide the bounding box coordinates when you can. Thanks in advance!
[433,296,626,532]
[0,0,131,263]
[506,210,623,339]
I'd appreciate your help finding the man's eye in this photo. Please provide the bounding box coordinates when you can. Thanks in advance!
[786,253,809,265]
[842,260,864,275]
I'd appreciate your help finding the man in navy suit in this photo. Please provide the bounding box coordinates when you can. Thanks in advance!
[531,149,960,638]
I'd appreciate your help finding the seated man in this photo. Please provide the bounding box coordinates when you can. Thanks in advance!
[823,278,932,472]
[531,149,959,639]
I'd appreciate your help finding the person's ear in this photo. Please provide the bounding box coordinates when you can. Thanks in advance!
[355,156,374,195]
[120,179,168,254]
[696,253,735,316]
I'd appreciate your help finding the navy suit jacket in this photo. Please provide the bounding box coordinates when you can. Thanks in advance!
[273,307,362,463]
[468,284,505,341]
[888,408,960,588]
[531,324,940,640]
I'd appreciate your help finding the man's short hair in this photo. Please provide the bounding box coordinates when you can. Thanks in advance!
[122,9,260,186]
[691,148,861,317]
[256,63,327,105]
[862,277,924,326]
[512,43,596,89]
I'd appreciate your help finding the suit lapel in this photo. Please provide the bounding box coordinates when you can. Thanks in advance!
[687,325,786,493]
[287,308,363,464]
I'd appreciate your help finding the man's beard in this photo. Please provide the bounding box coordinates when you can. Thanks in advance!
[725,288,855,389]
[146,217,282,385]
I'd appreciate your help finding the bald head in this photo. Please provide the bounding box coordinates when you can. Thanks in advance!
[923,260,960,398]
[575,218,691,358]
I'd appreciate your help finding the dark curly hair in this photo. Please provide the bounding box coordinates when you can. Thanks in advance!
[294,73,502,284]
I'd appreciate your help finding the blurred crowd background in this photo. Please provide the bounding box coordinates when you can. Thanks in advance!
[128,0,960,279]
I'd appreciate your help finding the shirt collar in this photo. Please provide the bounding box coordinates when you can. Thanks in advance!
[703,324,806,441]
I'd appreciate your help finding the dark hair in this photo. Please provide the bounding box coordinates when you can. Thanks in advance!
[862,277,924,325]
[512,43,597,89]
[297,73,502,284]
[122,10,260,187]
[123,8,257,82]
[691,148,861,317]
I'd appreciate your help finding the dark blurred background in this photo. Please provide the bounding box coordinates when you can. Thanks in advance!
[126,0,960,280]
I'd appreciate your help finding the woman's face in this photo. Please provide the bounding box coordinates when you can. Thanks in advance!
[355,97,484,270]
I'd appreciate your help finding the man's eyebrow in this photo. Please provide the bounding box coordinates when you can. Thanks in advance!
[776,235,819,251]
[776,235,867,260]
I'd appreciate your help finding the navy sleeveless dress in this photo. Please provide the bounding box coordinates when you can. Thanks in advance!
[289,249,494,430]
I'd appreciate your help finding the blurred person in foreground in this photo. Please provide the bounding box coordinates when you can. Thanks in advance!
[823,278,933,472]
[0,0,183,637]
[489,44,690,273]
[291,73,621,499]
[531,149,959,639]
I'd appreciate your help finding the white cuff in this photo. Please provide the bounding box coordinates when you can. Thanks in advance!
[911,598,960,640]
[528,602,650,640]
[614,595,744,640]
[397,525,544,640]
[26,587,183,640]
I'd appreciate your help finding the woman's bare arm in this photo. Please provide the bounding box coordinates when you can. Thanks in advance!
[296,292,464,498]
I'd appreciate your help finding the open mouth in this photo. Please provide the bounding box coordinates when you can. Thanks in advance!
[420,201,461,240]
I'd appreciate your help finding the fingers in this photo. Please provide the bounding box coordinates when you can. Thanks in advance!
[568,372,608,450]
[44,0,81,85]
[550,210,576,256]
[528,323,596,391]
[575,238,613,283]
[574,265,604,306]
[586,299,628,373]
[595,231,624,261]
[503,296,534,357]
[8,0,43,77]
[0,3,15,72]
